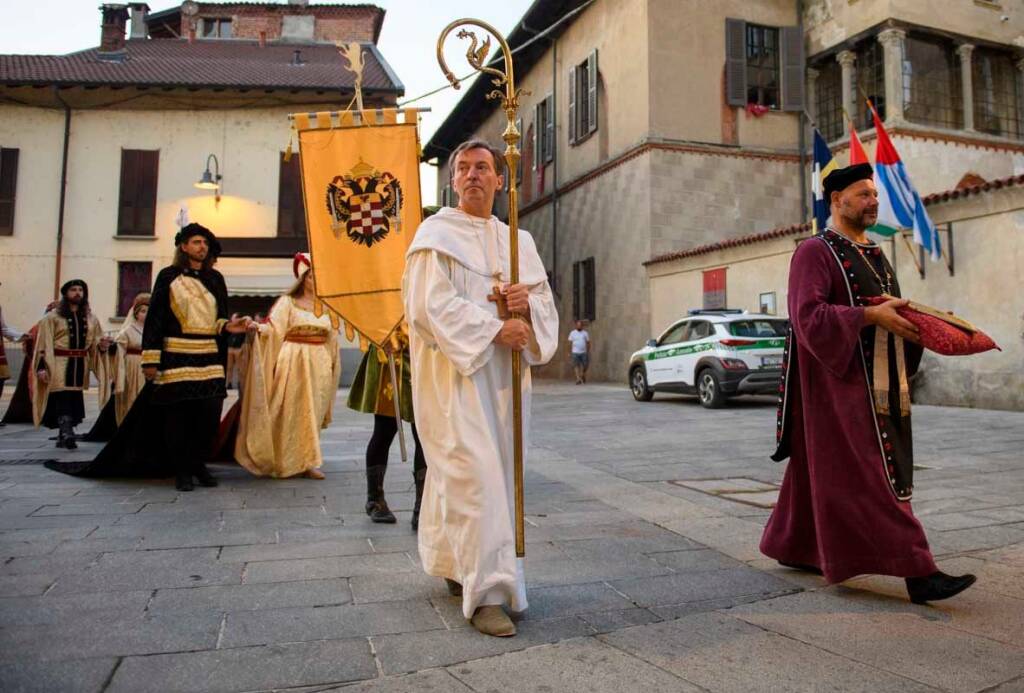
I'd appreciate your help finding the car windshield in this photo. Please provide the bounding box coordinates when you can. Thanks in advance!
[727,320,788,337]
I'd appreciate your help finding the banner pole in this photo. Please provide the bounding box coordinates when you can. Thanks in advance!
[386,351,408,463]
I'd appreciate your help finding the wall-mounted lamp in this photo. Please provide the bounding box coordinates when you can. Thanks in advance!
[194,154,222,203]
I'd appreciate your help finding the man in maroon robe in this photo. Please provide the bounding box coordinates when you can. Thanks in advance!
[760,163,976,604]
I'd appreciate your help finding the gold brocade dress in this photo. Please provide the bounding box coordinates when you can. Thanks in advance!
[113,321,145,425]
[235,296,340,478]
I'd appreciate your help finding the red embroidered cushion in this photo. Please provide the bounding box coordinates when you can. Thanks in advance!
[867,297,1000,356]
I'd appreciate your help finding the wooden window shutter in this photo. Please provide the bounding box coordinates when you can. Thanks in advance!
[0,148,18,235]
[117,150,138,235]
[277,153,307,237]
[572,260,581,320]
[533,103,542,170]
[584,257,596,320]
[544,96,555,162]
[587,50,599,134]
[780,25,806,112]
[117,149,159,236]
[725,18,748,106]
[136,150,159,236]
[568,64,578,144]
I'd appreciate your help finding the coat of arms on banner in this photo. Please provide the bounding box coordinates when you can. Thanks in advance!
[326,159,404,247]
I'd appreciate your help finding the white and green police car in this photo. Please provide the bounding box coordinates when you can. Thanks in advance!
[628,310,788,408]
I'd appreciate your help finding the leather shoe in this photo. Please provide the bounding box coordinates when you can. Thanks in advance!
[906,571,977,604]
[365,499,397,524]
[470,606,516,637]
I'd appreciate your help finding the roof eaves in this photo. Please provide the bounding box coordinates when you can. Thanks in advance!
[422,0,589,161]
[364,42,403,95]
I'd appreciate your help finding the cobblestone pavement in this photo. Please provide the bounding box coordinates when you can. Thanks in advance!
[0,383,1022,692]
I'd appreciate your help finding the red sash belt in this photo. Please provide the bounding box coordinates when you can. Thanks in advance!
[285,334,328,345]
[126,348,143,355]
[54,348,88,357]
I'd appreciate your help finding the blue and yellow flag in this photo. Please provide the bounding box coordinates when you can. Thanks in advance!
[811,129,837,235]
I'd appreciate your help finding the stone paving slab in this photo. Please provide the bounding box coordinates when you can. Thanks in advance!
[601,611,941,692]
[0,384,1022,692]
[0,657,118,693]
[108,639,377,693]
[447,636,702,692]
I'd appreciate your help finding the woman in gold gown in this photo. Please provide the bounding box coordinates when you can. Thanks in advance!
[113,293,148,425]
[235,255,340,479]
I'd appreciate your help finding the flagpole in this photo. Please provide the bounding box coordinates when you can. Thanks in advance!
[437,19,527,559]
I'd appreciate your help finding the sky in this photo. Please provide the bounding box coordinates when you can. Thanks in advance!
[0,0,535,203]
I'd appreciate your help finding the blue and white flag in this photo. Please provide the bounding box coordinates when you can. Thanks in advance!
[811,129,837,235]
[869,106,941,261]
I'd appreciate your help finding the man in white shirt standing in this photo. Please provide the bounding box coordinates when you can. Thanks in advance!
[567,320,591,384]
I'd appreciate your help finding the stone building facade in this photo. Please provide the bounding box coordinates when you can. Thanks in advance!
[424,0,1024,384]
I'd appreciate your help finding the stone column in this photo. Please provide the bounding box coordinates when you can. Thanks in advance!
[957,43,975,131]
[837,50,856,123]
[806,67,820,123]
[878,28,907,124]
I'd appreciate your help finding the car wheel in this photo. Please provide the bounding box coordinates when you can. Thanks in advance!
[697,368,727,409]
[630,366,654,402]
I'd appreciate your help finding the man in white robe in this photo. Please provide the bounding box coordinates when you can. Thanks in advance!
[403,139,558,637]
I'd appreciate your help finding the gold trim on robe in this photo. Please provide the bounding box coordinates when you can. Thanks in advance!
[156,365,225,385]
[164,337,219,354]
[169,276,220,336]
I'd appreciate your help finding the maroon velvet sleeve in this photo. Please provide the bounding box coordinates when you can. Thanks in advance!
[788,240,866,379]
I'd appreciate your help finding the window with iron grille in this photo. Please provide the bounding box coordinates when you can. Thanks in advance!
[815,60,842,141]
[572,258,595,321]
[855,40,886,129]
[973,48,1021,139]
[746,24,780,109]
[202,18,232,38]
[903,35,963,130]
[0,147,18,236]
[116,262,152,318]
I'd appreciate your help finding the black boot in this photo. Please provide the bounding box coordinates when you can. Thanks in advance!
[906,571,977,604]
[411,468,426,532]
[365,464,396,524]
[57,416,78,450]
[175,472,194,492]
[193,463,218,487]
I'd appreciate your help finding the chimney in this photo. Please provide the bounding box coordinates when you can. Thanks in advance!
[99,4,130,55]
[128,3,150,40]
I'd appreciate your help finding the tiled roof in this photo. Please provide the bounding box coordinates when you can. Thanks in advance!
[0,39,401,93]
[643,223,812,266]
[644,173,1024,267]
[921,173,1024,204]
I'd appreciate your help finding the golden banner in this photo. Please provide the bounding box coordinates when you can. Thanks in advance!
[294,111,423,347]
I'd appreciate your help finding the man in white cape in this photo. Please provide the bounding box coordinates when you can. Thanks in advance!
[403,139,558,637]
